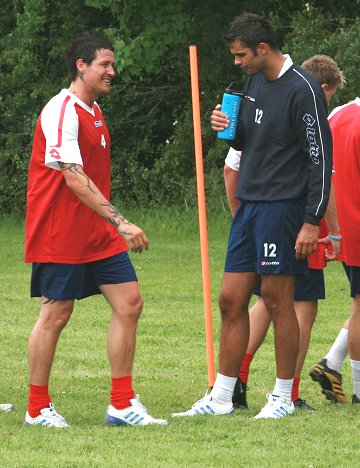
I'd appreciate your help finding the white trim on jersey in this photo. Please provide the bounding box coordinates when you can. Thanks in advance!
[278,54,293,77]
[328,97,360,120]
[293,68,327,218]
[42,89,99,171]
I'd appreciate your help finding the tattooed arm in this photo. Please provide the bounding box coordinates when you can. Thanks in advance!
[58,162,148,252]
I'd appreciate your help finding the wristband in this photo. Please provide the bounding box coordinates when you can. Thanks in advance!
[328,233,342,241]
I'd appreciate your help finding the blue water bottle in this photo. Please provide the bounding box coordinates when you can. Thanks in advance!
[218,82,255,140]
[217,83,241,141]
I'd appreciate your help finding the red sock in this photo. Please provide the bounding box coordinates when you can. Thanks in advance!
[239,353,253,384]
[292,377,300,402]
[110,375,135,410]
[28,384,51,418]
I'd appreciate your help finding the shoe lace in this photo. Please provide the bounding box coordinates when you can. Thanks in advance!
[266,393,287,407]
[44,403,67,423]
[191,392,211,409]
[131,395,149,415]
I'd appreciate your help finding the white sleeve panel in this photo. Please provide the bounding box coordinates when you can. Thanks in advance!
[42,96,83,171]
[224,147,242,172]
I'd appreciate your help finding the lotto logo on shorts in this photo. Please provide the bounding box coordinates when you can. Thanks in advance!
[261,261,280,266]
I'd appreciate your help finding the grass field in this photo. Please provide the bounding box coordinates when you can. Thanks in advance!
[0,209,358,467]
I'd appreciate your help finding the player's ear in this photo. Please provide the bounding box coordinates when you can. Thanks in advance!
[75,58,87,77]
[256,43,269,55]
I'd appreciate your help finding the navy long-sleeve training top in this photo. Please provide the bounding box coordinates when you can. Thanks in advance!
[229,64,333,225]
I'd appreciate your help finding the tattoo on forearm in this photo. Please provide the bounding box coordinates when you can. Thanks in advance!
[100,202,133,235]
[43,298,58,305]
[58,163,97,194]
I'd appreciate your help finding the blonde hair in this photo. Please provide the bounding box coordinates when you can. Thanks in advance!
[301,54,345,89]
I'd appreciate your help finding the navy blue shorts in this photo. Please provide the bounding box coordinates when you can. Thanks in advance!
[342,263,360,298]
[225,199,308,276]
[31,252,137,300]
[253,268,325,301]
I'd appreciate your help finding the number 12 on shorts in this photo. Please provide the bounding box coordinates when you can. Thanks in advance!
[263,243,277,258]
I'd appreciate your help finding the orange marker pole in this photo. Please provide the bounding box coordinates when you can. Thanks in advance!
[189,45,215,388]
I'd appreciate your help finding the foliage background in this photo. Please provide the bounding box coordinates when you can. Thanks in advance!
[0,0,359,216]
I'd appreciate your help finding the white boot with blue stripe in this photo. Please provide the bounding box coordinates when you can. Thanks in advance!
[24,403,70,427]
[253,393,295,419]
[171,393,234,417]
[106,395,168,426]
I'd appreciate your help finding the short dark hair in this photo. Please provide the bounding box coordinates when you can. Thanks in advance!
[224,13,278,52]
[66,35,114,80]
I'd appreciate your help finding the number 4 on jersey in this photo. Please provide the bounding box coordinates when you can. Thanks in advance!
[101,134,106,148]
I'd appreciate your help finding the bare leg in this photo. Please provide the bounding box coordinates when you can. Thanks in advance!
[247,297,272,356]
[172,272,262,416]
[294,300,318,377]
[100,282,143,377]
[102,282,169,425]
[261,274,298,379]
[244,298,316,378]
[342,317,350,330]
[218,271,257,376]
[28,298,74,385]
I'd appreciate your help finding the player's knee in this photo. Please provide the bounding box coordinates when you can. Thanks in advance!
[132,295,144,319]
[218,291,230,315]
[116,294,143,323]
[40,303,73,332]
[218,292,242,319]
[261,292,279,315]
[55,315,71,332]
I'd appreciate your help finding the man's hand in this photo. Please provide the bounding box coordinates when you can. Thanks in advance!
[117,221,149,253]
[211,104,229,132]
[318,235,340,261]
[295,223,319,260]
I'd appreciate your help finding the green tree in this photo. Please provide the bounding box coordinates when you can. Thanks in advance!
[1,0,359,216]
[283,5,360,109]
[0,0,117,215]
